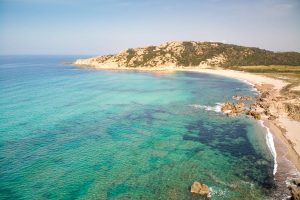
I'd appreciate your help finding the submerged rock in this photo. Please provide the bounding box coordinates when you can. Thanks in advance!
[190,181,211,198]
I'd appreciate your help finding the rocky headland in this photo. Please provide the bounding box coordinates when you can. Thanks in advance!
[74,41,300,69]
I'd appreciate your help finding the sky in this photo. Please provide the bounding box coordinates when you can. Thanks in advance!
[0,0,300,55]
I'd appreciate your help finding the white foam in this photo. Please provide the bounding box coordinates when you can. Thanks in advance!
[190,103,223,113]
[259,120,278,175]
[242,80,258,93]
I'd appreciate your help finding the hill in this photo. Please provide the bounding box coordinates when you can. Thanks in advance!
[74,41,300,68]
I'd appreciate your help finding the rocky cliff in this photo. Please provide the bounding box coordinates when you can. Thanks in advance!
[74,41,300,68]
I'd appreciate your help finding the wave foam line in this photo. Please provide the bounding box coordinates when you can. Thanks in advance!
[242,80,258,93]
[260,120,278,175]
[190,103,222,113]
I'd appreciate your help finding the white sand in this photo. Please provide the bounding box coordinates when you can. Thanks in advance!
[179,68,288,90]
[279,117,300,156]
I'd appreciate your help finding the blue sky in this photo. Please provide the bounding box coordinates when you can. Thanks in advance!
[0,0,300,55]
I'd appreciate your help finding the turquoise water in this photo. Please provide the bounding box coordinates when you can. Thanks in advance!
[0,56,274,199]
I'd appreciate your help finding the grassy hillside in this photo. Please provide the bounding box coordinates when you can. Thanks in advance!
[177,42,300,67]
[75,41,300,68]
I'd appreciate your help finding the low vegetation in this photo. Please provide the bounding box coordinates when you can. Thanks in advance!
[77,41,300,69]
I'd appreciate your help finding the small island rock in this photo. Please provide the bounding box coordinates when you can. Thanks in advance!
[190,181,211,198]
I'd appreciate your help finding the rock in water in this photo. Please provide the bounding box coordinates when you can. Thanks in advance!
[221,102,235,114]
[190,181,211,198]
[221,102,245,116]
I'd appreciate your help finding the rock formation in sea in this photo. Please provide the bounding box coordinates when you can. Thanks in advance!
[221,102,245,116]
[190,181,211,198]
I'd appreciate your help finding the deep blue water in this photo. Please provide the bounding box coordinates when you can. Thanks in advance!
[0,56,274,199]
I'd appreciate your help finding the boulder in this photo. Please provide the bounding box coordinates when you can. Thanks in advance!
[289,181,300,200]
[294,178,300,186]
[190,181,211,198]
[258,102,270,110]
[261,91,270,98]
[268,115,277,120]
[247,111,261,120]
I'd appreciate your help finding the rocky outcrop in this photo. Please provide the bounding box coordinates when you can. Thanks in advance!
[289,178,300,200]
[190,181,211,198]
[284,103,300,121]
[220,83,300,123]
[221,102,245,116]
[232,95,253,101]
[246,110,261,120]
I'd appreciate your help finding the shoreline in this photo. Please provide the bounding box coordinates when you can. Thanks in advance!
[182,69,300,173]
[180,68,300,172]
[75,64,300,171]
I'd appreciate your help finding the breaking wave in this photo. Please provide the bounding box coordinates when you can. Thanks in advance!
[190,103,223,113]
[242,80,258,93]
[259,120,278,175]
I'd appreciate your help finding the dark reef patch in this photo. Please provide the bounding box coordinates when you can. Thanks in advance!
[183,119,275,190]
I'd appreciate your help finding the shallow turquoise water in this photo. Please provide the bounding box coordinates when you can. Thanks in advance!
[0,56,274,199]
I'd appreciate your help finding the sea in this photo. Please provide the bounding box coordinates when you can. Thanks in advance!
[0,55,287,199]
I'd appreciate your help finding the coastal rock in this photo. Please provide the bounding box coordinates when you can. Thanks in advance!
[232,95,253,101]
[268,115,277,120]
[284,103,300,121]
[294,179,300,186]
[235,102,245,112]
[258,102,270,110]
[247,111,261,120]
[221,102,245,116]
[190,181,211,198]
[289,178,300,200]
[260,91,270,98]
[221,102,235,114]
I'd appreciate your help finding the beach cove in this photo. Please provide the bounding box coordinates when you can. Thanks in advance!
[74,61,300,198]
[1,56,299,199]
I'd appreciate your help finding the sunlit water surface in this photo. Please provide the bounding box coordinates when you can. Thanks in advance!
[0,56,275,199]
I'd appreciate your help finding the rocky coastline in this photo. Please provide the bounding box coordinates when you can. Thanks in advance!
[219,83,300,199]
